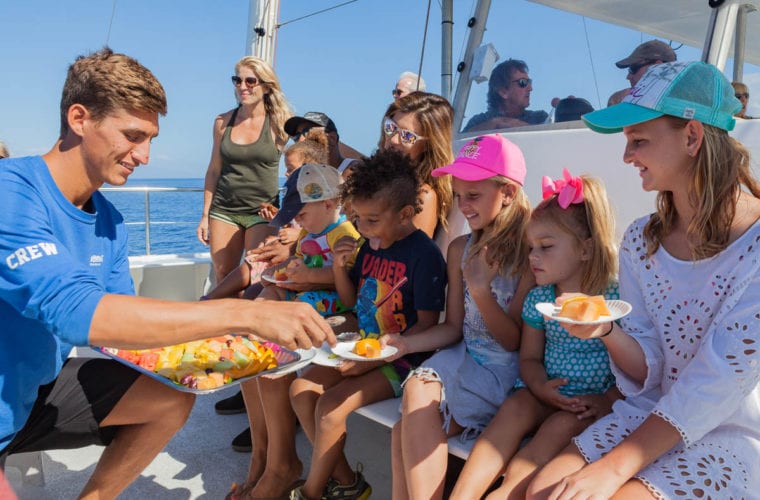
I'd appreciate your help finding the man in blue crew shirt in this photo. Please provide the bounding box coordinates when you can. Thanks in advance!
[0,48,334,498]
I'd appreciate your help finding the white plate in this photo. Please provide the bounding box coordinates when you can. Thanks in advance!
[535,299,632,325]
[261,273,296,285]
[331,340,398,362]
[261,347,316,378]
[326,315,347,328]
[311,343,342,367]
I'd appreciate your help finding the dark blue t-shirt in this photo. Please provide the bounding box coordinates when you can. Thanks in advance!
[349,229,447,367]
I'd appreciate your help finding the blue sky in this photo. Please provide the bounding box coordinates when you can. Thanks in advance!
[1,1,754,179]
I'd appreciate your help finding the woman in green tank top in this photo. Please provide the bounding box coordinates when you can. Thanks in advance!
[197,56,292,284]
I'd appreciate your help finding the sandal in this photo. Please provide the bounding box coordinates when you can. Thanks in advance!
[228,479,305,500]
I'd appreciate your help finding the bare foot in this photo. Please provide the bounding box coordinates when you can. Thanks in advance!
[247,461,304,498]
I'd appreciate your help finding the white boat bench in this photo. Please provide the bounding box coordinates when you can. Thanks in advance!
[353,397,476,460]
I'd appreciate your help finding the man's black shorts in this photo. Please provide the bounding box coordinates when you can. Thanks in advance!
[0,357,139,460]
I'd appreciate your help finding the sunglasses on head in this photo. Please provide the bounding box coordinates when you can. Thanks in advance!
[628,61,655,75]
[383,118,425,146]
[735,92,750,99]
[511,78,532,88]
[231,76,259,86]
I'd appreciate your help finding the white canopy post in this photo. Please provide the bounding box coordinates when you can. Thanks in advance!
[246,0,280,65]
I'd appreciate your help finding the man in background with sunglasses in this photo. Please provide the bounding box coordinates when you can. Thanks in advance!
[392,71,426,100]
[607,40,676,106]
[732,81,755,119]
[463,59,548,132]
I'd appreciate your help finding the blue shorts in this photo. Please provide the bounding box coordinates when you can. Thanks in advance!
[288,289,352,317]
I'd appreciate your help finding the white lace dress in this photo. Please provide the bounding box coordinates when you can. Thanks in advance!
[573,216,760,499]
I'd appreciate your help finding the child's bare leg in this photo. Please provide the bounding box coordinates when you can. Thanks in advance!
[290,365,343,443]
[240,379,267,484]
[488,410,589,499]
[241,281,264,300]
[301,368,394,499]
[256,285,288,301]
[399,375,461,500]
[205,261,251,299]
[248,374,303,497]
[391,422,410,500]
[525,442,588,499]
[451,389,548,500]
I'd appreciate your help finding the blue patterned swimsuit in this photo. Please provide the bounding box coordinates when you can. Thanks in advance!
[516,283,618,396]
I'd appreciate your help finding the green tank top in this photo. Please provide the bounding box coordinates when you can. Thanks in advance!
[210,108,281,215]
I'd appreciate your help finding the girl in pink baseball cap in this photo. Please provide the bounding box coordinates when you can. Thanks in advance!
[389,134,534,497]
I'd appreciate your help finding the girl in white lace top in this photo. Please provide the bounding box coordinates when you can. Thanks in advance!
[529,62,760,500]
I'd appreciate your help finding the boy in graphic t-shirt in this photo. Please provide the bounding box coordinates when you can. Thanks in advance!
[289,149,447,500]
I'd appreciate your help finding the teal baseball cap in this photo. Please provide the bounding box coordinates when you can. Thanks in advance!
[583,61,742,134]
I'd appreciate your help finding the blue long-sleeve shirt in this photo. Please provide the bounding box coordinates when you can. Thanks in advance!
[0,156,133,450]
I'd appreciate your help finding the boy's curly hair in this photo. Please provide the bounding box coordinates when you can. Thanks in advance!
[341,149,422,214]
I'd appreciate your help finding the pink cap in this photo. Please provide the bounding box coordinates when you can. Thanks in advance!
[431,134,526,185]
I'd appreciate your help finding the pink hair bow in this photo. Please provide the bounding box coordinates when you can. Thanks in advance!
[541,168,584,209]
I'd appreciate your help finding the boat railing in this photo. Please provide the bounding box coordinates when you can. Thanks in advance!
[100,186,203,255]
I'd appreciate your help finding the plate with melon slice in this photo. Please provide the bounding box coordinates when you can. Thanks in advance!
[536,296,632,325]
[261,270,296,285]
[331,338,398,362]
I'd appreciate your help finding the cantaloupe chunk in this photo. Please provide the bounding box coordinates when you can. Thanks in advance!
[558,295,610,321]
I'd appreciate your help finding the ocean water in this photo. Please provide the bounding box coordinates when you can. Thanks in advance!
[101,178,207,256]
[103,177,288,256]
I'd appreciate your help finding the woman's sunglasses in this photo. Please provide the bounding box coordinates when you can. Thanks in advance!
[231,76,259,87]
[383,118,425,146]
[735,92,750,99]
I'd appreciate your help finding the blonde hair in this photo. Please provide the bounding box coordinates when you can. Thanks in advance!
[378,92,454,230]
[0,140,9,159]
[60,47,166,137]
[732,81,749,95]
[285,128,329,165]
[466,176,531,277]
[531,176,618,294]
[235,56,293,143]
[644,117,760,258]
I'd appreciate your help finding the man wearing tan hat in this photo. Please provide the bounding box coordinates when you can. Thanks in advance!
[607,40,676,106]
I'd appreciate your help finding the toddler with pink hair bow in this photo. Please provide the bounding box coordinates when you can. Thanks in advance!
[451,169,622,500]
